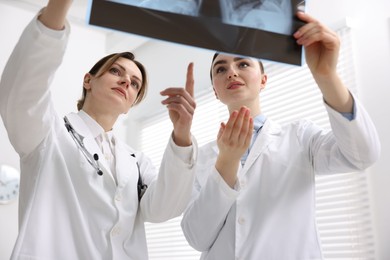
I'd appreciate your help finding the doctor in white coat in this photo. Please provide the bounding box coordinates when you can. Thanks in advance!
[0,0,197,259]
[181,11,381,260]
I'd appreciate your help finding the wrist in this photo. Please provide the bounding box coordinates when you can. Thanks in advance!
[172,132,192,147]
[215,156,240,188]
[312,71,339,85]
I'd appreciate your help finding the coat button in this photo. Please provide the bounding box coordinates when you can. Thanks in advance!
[238,217,245,225]
[111,226,121,236]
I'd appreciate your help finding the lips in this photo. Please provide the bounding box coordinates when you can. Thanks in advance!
[227,81,244,89]
[113,87,127,99]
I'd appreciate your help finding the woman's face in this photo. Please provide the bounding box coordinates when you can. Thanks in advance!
[211,54,266,109]
[85,57,143,115]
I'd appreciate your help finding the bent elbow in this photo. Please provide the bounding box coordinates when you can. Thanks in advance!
[181,218,211,252]
[358,149,381,171]
[358,140,381,170]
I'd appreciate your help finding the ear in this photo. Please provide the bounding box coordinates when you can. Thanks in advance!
[83,73,92,89]
[213,86,219,100]
[260,74,267,91]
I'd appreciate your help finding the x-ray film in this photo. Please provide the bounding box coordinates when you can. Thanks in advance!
[88,0,306,65]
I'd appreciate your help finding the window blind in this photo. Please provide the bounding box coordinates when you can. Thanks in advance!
[139,27,375,259]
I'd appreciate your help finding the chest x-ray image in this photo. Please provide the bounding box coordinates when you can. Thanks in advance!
[91,0,305,65]
[111,0,298,35]
[220,0,294,35]
[110,0,200,16]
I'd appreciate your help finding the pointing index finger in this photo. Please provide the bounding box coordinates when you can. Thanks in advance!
[185,62,194,97]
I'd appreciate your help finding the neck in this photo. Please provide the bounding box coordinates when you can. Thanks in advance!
[82,107,118,132]
[228,100,261,118]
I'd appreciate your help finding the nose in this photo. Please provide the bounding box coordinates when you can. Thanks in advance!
[227,67,238,79]
[120,75,130,89]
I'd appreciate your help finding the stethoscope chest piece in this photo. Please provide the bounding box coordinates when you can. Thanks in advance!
[64,116,103,176]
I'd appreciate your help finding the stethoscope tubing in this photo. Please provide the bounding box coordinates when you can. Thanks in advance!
[63,116,147,200]
[64,117,103,175]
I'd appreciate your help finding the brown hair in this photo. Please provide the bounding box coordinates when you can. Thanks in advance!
[209,52,265,82]
[77,52,148,111]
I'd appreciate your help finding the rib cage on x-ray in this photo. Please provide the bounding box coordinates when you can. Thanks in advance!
[197,0,285,15]
[94,0,304,65]
[111,0,293,34]
[222,0,293,34]
[111,0,200,16]
[232,0,265,9]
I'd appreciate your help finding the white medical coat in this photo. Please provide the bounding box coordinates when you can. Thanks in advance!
[0,14,197,260]
[181,99,380,259]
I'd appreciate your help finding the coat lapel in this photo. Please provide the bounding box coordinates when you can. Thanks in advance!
[240,119,282,175]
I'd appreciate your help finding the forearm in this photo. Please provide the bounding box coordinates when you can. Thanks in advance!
[312,96,381,173]
[314,72,354,113]
[328,96,380,168]
[215,154,240,188]
[181,169,238,251]
[38,0,73,30]
[140,137,196,222]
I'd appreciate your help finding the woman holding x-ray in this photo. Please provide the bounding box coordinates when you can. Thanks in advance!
[0,0,197,259]
[180,10,380,260]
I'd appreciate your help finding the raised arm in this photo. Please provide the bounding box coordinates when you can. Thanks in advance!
[39,0,73,30]
[294,12,380,171]
[294,12,354,113]
[0,0,72,157]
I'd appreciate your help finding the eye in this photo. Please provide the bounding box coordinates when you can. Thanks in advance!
[238,61,250,68]
[130,80,141,90]
[215,66,226,74]
[109,67,120,75]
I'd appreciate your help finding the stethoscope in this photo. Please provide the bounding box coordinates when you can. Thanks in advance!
[64,117,147,200]
[64,116,103,175]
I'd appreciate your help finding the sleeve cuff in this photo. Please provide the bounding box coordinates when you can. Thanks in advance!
[169,134,198,166]
[324,93,357,121]
[211,168,240,198]
[35,8,70,40]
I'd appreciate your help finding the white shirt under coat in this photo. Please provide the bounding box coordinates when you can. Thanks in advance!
[0,13,197,260]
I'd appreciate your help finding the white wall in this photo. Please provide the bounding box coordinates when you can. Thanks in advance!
[1,0,389,259]
[352,1,390,259]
